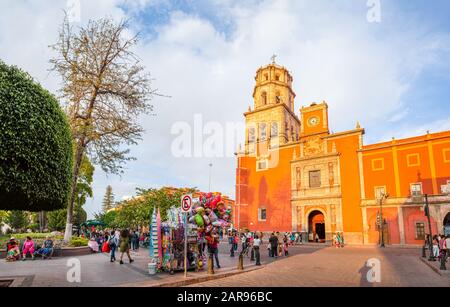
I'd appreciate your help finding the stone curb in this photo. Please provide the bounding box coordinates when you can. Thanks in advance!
[118,265,265,287]
[419,257,450,276]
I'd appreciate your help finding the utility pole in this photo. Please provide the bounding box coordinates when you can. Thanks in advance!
[378,192,388,248]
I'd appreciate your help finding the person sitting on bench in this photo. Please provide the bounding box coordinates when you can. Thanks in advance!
[34,237,54,259]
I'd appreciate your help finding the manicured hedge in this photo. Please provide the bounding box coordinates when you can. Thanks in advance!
[0,61,73,211]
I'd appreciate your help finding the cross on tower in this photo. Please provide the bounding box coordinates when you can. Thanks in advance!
[271,54,277,64]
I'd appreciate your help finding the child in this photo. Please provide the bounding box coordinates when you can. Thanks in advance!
[6,238,20,262]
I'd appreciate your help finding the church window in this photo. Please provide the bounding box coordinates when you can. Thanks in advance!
[261,92,267,105]
[415,222,425,240]
[275,74,280,81]
[260,123,267,141]
[256,159,268,171]
[271,122,278,137]
[410,183,422,197]
[309,170,321,188]
[275,91,281,103]
[248,127,255,143]
[264,74,269,81]
[258,208,267,221]
[374,186,386,200]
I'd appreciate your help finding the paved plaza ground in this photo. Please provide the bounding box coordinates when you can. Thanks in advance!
[0,243,448,287]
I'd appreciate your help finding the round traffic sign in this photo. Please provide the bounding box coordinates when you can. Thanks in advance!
[181,195,192,212]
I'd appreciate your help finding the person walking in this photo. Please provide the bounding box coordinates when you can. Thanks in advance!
[249,234,255,261]
[269,233,278,258]
[119,229,134,265]
[108,232,118,262]
[283,235,289,256]
[240,233,248,256]
[133,230,140,251]
[228,231,235,257]
[208,228,221,269]
[253,235,262,265]
[432,235,439,260]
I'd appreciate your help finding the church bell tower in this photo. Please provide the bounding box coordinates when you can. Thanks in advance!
[244,57,300,154]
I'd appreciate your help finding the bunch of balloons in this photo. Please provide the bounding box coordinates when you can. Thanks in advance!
[188,192,232,243]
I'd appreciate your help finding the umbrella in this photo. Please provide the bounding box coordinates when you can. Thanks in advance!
[81,220,106,227]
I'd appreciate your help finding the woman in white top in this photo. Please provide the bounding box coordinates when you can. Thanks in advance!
[253,236,262,265]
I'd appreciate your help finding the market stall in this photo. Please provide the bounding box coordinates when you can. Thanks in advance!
[148,192,232,275]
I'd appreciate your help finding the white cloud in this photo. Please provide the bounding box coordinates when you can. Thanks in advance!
[1,0,449,218]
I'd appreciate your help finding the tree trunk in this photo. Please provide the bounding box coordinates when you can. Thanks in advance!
[64,141,85,242]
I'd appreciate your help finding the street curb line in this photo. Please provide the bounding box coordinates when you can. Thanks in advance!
[118,265,265,287]
[158,265,265,287]
[419,257,449,276]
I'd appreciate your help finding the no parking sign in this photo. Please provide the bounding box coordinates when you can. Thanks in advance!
[181,194,192,213]
[180,194,192,278]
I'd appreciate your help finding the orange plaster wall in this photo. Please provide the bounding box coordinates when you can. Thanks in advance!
[237,144,294,232]
[362,150,397,199]
[432,140,450,189]
[332,134,363,233]
[396,145,433,195]
[403,206,438,245]
[366,207,400,244]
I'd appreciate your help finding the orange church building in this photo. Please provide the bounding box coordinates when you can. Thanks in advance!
[234,61,450,245]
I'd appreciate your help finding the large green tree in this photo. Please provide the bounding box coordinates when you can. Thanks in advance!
[0,61,73,211]
[109,187,198,229]
[50,16,155,241]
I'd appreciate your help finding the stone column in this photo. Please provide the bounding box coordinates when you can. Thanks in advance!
[361,206,369,245]
[300,206,308,243]
[292,205,298,232]
[326,204,333,242]
[397,206,405,245]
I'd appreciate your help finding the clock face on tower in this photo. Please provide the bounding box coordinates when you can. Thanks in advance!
[308,116,320,127]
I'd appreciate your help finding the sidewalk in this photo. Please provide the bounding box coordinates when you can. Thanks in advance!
[419,256,450,276]
[118,247,267,287]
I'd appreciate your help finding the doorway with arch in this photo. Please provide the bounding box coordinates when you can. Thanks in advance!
[308,210,326,243]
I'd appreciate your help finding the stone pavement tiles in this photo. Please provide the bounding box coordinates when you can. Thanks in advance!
[191,246,450,287]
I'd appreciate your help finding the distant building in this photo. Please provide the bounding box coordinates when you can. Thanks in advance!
[235,61,450,245]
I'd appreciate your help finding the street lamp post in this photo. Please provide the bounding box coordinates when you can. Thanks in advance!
[424,194,435,262]
[378,193,388,248]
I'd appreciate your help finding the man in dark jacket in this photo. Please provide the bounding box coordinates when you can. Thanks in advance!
[269,233,278,258]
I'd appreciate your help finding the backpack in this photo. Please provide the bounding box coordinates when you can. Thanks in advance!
[108,236,116,247]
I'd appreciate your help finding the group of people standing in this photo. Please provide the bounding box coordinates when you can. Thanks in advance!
[428,234,450,261]
[89,229,147,264]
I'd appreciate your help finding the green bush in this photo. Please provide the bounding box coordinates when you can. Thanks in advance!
[69,237,89,247]
[0,232,64,248]
[0,61,73,211]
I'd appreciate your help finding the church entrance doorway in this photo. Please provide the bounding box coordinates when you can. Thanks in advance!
[308,210,326,243]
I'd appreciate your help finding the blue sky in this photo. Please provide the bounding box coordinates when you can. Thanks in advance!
[0,0,449,218]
